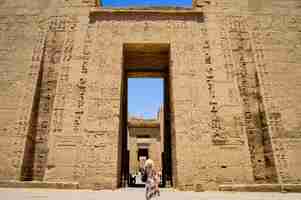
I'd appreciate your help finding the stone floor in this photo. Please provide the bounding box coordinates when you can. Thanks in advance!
[1,188,301,200]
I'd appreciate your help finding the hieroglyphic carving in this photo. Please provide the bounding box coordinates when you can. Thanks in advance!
[32,24,65,180]
[219,21,246,144]
[71,23,96,181]
[18,27,48,180]
[2,0,300,189]
[251,29,284,183]
[223,16,270,182]
[51,16,78,135]
[50,17,66,32]
[72,23,92,133]
[273,140,290,183]
[251,30,287,137]
[38,16,78,181]
[203,30,227,144]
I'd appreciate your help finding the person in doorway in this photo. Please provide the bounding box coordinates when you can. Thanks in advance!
[144,158,160,200]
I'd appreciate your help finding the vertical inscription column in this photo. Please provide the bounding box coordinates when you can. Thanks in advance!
[73,21,96,186]
[44,16,79,181]
[92,19,122,189]
[203,37,227,144]
[32,17,66,180]
[251,30,284,183]
[19,27,48,180]
[225,16,279,183]
[227,16,268,182]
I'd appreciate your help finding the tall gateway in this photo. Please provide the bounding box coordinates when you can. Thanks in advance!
[0,0,301,191]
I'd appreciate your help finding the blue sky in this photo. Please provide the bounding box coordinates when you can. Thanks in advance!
[102,0,192,7]
[128,78,163,119]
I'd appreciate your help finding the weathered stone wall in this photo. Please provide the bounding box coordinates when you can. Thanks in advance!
[194,0,301,186]
[0,0,97,184]
[43,15,114,189]
[0,0,51,181]
[202,11,277,184]
[1,0,301,191]
[87,10,255,190]
[253,2,301,184]
[0,7,255,189]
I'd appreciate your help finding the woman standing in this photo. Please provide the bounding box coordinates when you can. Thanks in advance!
[144,158,160,200]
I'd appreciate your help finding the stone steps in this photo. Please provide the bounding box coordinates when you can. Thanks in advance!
[0,181,79,190]
[219,184,301,193]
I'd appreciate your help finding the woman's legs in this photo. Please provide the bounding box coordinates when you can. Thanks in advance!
[145,181,150,200]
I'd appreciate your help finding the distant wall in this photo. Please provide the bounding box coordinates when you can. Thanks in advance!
[128,124,162,173]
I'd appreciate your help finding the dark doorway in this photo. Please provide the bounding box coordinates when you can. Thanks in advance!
[119,43,173,188]
[138,149,149,160]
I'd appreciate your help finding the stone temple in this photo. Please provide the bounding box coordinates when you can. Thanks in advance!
[0,0,301,192]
